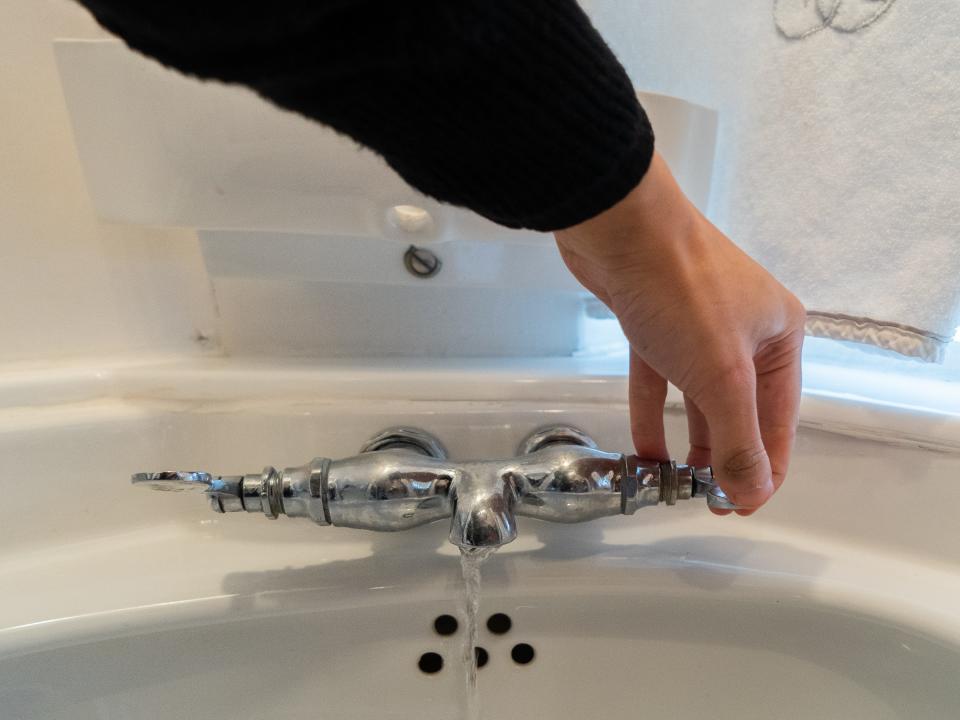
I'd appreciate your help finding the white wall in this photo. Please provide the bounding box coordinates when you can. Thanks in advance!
[0,0,218,364]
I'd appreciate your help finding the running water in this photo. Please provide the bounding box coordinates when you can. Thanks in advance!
[460,546,495,720]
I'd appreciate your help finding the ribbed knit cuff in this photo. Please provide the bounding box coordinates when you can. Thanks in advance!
[489,120,655,232]
[77,0,656,233]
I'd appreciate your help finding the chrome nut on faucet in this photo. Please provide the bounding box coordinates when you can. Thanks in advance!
[132,425,741,551]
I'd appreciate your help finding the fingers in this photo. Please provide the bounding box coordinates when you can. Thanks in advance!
[629,351,669,460]
[695,363,774,515]
[684,395,711,467]
[755,334,804,494]
[684,395,732,516]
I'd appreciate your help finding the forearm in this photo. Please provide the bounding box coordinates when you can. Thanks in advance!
[74,0,653,231]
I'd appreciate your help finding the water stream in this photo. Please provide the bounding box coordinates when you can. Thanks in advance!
[460,546,495,720]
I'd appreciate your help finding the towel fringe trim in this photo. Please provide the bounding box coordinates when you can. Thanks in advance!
[805,312,951,363]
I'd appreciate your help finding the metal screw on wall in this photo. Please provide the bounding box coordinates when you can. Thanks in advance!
[403,245,442,279]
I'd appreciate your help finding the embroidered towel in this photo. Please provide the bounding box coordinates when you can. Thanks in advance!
[585,0,960,360]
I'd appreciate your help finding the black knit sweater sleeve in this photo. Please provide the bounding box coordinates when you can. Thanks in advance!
[75,0,654,231]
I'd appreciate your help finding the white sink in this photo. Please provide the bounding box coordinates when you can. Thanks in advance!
[2,360,959,719]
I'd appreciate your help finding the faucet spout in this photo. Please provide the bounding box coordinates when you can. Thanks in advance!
[448,468,518,550]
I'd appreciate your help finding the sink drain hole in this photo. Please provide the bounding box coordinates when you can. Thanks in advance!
[476,646,489,668]
[486,613,512,635]
[434,614,459,636]
[511,643,535,665]
[418,652,444,674]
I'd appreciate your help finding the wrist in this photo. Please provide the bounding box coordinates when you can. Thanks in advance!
[554,152,698,270]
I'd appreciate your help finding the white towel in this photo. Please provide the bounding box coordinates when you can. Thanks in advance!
[584,0,960,361]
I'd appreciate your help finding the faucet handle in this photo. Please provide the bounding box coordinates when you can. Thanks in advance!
[131,471,215,491]
[132,470,251,514]
[623,460,743,513]
[687,466,742,511]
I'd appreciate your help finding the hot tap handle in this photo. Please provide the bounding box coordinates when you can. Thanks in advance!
[623,459,743,512]
[686,466,742,511]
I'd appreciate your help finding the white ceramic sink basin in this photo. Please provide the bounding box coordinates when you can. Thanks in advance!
[3,525,960,720]
[2,360,960,719]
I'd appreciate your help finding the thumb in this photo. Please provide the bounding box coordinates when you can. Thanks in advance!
[696,366,775,513]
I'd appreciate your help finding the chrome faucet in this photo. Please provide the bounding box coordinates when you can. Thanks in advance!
[133,425,739,550]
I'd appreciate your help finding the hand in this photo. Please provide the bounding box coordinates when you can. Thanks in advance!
[555,153,805,515]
